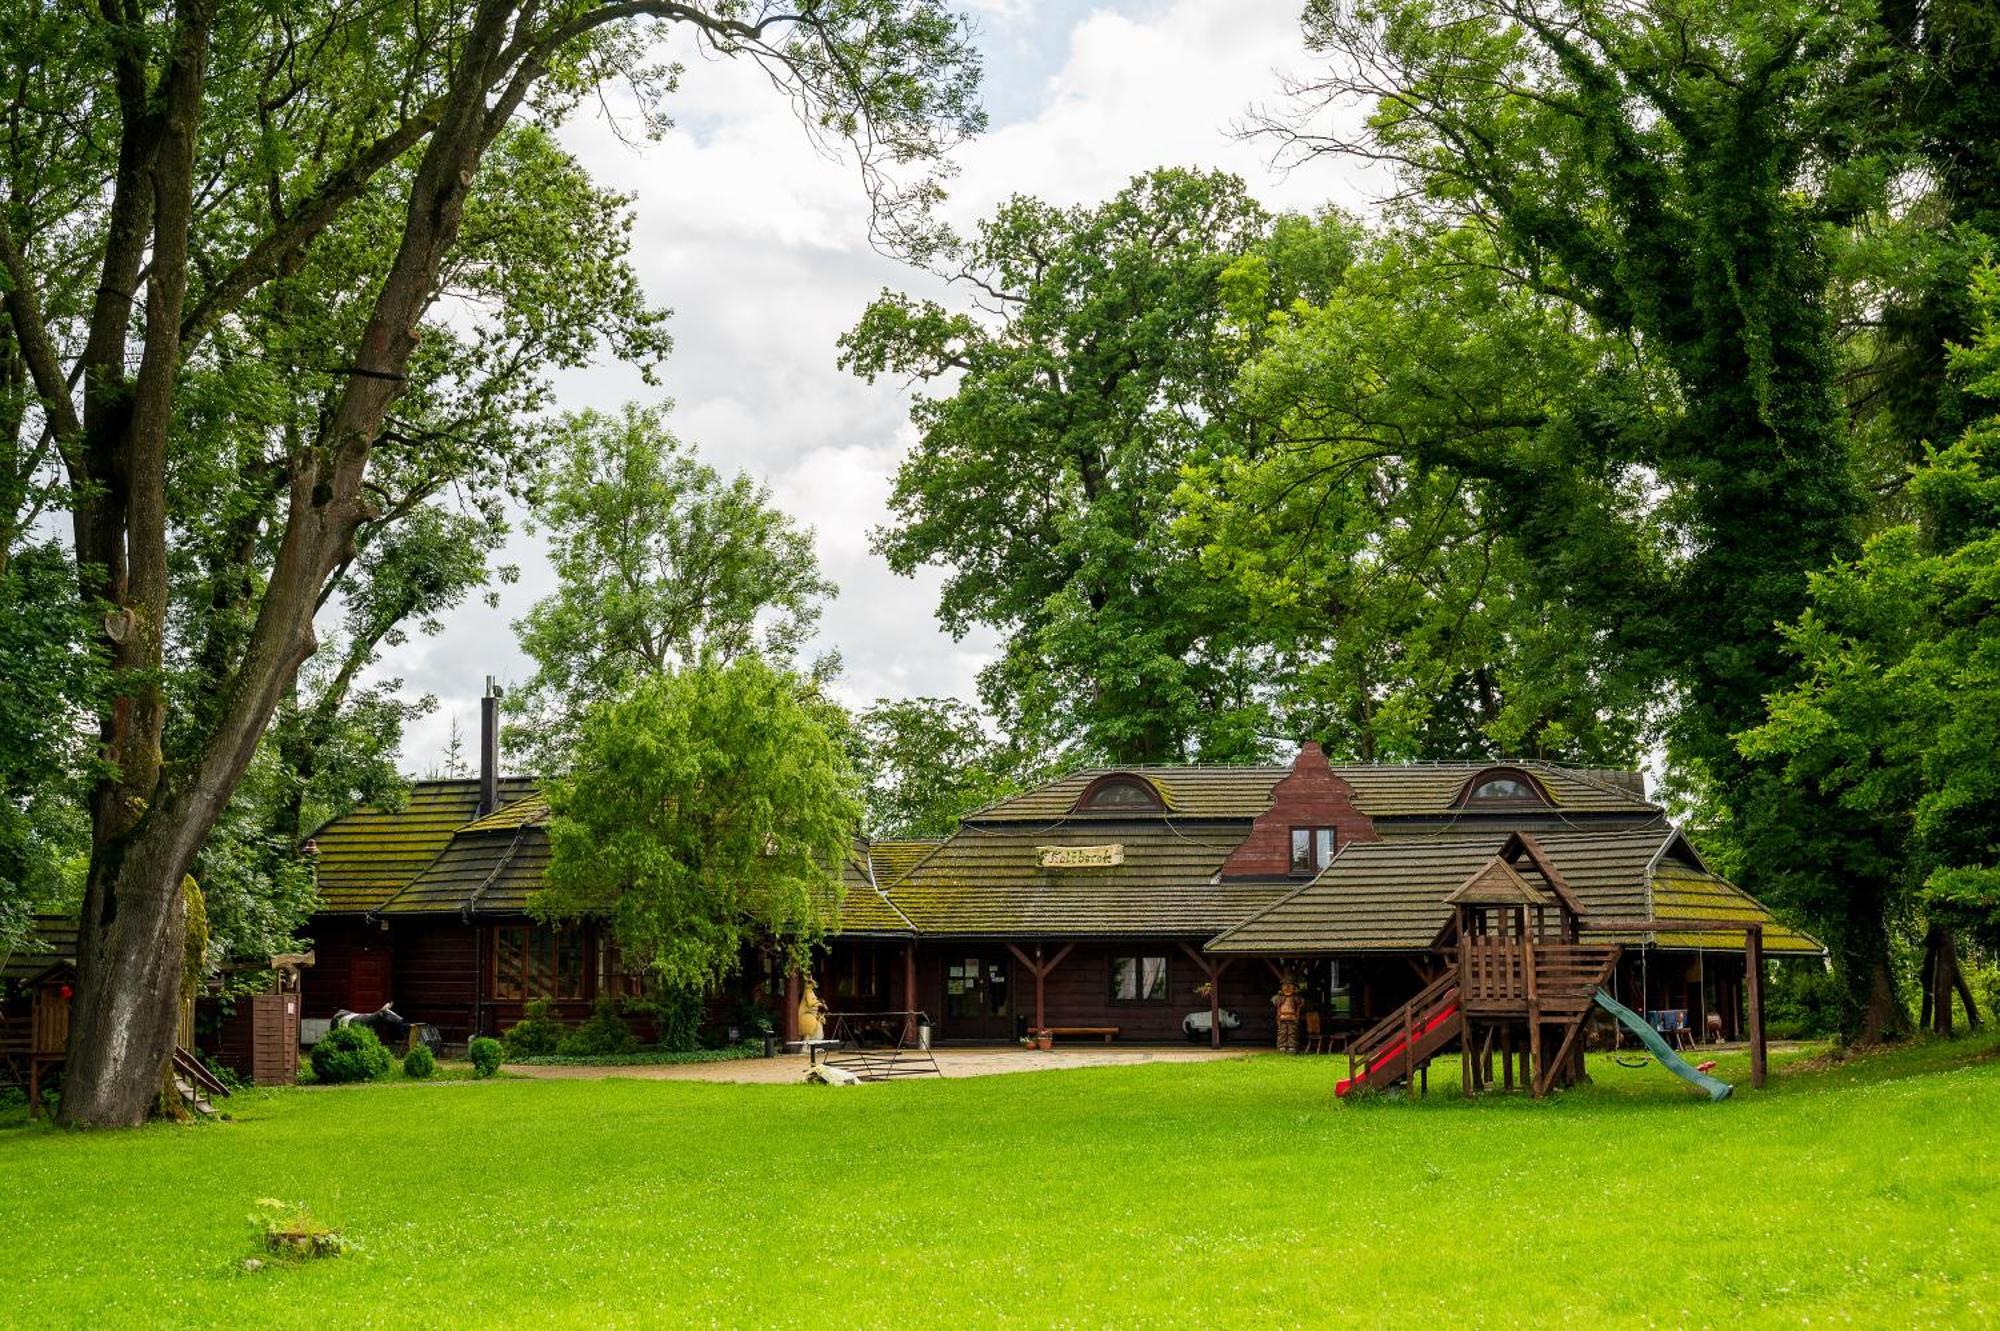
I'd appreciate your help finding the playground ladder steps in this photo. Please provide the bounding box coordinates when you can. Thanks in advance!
[1339,971,1462,1096]
[171,1045,231,1114]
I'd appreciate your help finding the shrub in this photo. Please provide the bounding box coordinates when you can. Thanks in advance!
[309,1025,392,1084]
[468,1036,504,1077]
[557,997,637,1057]
[648,984,706,1053]
[501,997,566,1057]
[402,1044,437,1079]
[1765,962,1846,1040]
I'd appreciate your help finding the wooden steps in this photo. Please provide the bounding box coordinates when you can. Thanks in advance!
[171,1046,231,1116]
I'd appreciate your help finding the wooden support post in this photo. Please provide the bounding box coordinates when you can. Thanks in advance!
[1006,942,1075,1039]
[1745,925,1767,1090]
[1403,1002,1416,1093]
[903,942,919,1044]
[1177,942,1234,1050]
[1521,906,1542,1098]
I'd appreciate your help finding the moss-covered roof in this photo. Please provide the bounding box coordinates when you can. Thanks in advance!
[308,778,537,913]
[883,824,1291,937]
[868,838,941,888]
[1208,827,1822,955]
[376,822,551,917]
[966,761,1659,824]
[831,843,916,935]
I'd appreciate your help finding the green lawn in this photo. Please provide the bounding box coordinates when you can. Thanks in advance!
[3,1036,1996,1329]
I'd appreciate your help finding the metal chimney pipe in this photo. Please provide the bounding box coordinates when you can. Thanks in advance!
[479,676,503,815]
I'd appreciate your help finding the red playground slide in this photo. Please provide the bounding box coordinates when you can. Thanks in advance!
[1336,1001,1460,1098]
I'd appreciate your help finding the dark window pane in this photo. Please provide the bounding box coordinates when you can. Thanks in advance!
[1110,956,1136,1000]
[556,929,584,999]
[495,927,525,1000]
[1140,956,1168,1001]
[1083,778,1161,810]
[1470,776,1537,802]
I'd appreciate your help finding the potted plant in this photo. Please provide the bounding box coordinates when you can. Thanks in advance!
[1032,1028,1054,1052]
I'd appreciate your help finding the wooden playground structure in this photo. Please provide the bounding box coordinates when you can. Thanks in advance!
[1337,835,1768,1101]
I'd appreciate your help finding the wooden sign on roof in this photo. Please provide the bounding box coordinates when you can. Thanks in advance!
[1038,844,1124,869]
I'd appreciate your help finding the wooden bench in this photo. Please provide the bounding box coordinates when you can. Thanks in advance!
[1044,1025,1119,1043]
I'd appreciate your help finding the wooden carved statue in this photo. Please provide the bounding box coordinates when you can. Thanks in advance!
[1274,980,1303,1055]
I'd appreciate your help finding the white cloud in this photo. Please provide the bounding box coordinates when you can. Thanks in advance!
[375,0,1374,774]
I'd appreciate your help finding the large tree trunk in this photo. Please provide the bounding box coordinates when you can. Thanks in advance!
[1847,909,1912,1046]
[58,0,520,1126]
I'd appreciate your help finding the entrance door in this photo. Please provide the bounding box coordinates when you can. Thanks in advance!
[349,951,391,1012]
[941,953,1013,1040]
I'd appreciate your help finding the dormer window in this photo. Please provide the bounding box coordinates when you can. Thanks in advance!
[1075,773,1165,813]
[1290,826,1335,875]
[1458,767,1551,807]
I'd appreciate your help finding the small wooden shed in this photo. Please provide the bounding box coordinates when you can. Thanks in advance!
[208,953,311,1086]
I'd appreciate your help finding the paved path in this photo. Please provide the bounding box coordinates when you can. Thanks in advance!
[506,1045,1258,1084]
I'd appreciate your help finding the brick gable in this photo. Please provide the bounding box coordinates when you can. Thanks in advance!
[1219,742,1378,880]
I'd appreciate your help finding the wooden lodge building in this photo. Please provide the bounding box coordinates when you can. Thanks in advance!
[300,718,1822,1050]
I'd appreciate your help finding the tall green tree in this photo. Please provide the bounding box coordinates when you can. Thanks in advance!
[843,168,1283,764]
[538,658,860,990]
[1182,227,1659,765]
[0,545,99,958]
[509,404,835,774]
[1743,270,2000,1021]
[853,696,1045,838]
[1261,0,1932,1034]
[0,0,980,1126]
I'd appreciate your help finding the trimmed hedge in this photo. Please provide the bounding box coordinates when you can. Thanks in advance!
[309,1025,392,1084]
[468,1037,504,1078]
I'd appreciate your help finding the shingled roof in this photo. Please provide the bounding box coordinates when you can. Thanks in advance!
[884,824,1291,936]
[965,760,1660,825]
[1,916,77,983]
[308,778,537,913]
[830,842,916,935]
[1208,827,1821,955]
[868,839,940,888]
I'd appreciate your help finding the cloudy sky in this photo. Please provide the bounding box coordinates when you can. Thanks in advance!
[378,0,1378,772]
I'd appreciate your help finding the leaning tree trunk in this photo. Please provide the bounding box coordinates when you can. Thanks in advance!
[64,822,201,1125]
[57,0,521,1127]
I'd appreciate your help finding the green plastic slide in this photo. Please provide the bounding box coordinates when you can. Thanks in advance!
[1591,989,1733,1101]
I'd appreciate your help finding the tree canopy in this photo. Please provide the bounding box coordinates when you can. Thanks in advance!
[538,658,861,990]
[509,405,834,774]
[843,168,1281,765]
[852,696,1043,839]
[0,0,980,1126]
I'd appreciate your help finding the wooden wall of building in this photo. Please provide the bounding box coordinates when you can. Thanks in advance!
[896,940,1280,1044]
[299,915,391,1021]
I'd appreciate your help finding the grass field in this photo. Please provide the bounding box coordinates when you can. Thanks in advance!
[3,1035,1996,1329]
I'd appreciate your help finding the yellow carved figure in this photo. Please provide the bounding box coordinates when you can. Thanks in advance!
[797,979,826,1044]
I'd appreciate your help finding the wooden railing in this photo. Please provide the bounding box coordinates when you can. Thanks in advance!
[1530,944,1622,999]
[1348,969,1457,1075]
[1460,935,1526,1005]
